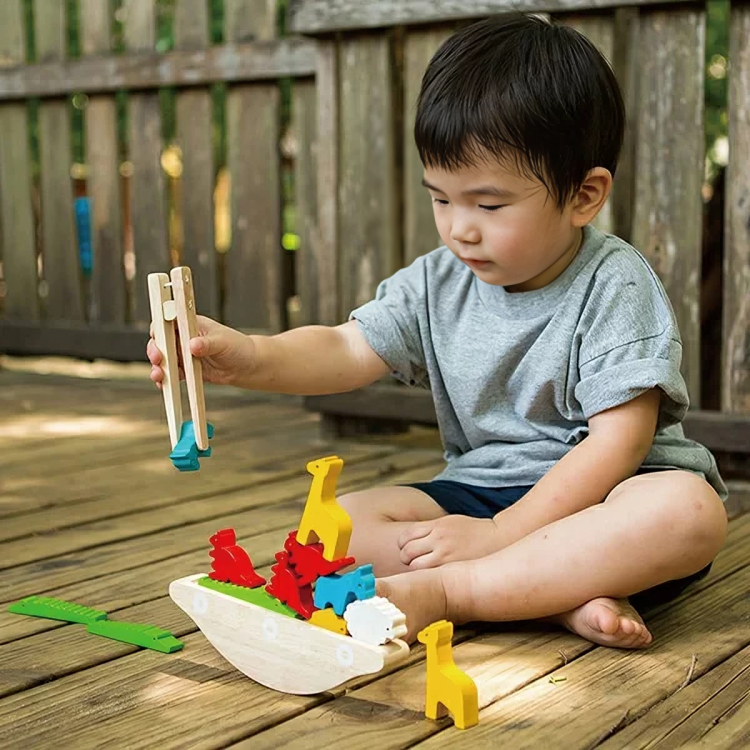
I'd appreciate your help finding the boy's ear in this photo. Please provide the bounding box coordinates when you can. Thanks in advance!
[570,167,613,226]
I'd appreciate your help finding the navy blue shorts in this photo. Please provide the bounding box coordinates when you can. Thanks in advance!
[405,478,712,609]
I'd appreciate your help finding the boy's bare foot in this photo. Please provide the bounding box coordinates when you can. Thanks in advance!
[553,597,652,649]
[376,569,449,643]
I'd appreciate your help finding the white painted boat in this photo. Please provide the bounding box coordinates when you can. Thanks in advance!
[169,574,410,695]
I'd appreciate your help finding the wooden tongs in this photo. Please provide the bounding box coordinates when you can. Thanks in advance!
[148,267,214,471]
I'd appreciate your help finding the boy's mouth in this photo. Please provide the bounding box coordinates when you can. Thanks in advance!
[461,257,491,270]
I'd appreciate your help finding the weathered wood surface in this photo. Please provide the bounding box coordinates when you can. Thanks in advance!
[82,0,127,324]
[338,33,400,318]
[289,0,693,34]
[34,0,85,322]
[0,39,316,100]
[225,0,283,332]
[0,367,747,749]
[0,0,39,321]
[722,3,750,415]
[174,0,218,318]
[631,8,705,407]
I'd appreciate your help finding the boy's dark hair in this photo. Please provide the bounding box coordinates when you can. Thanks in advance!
[415,13,626,209]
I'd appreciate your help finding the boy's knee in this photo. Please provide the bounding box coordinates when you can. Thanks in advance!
[667,473,727,558]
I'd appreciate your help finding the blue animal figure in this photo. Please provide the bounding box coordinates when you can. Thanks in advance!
[170,421,214,471]
[313,564,375,616]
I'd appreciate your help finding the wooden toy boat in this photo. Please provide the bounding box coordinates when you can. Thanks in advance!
[169,574,410,695]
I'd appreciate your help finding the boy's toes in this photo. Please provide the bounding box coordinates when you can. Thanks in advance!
[556,597,652,649]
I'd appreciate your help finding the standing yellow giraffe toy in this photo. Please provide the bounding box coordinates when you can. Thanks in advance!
[417,620,479,730]
[296,455,352,562]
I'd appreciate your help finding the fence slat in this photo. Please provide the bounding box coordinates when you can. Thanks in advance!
[338,33,400,318]
[0,0,39,321]
[292,78,318,326]
[174,0,218,318]
[34,0,84,322]
[403,26,451,265]
[631,8,705,406]
[558,13,615,236]
[125,0,170,325]
[225,0,283,331]
[722,3,750,414]
[81,0,126,324]
[313,40,340,325]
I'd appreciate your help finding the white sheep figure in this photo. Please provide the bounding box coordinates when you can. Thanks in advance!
[343,596,407,645]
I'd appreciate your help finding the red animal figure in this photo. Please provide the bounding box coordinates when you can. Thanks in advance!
[284,530,355,586]
[265,551,317,619]
[208,528,266,588]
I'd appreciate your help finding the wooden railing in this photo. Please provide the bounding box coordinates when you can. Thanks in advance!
[0,0,317,360]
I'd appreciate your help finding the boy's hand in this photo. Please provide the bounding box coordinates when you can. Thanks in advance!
[397,516,503,569]
[147,314,254,387]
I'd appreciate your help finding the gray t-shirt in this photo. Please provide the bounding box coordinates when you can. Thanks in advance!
[351,224,727,501]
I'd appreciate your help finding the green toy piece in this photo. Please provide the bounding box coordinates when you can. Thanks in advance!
[86,620,184,653]
[198,576,299,619]
[8,595,108,625]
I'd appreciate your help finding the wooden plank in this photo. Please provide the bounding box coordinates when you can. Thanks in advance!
[0,39,317,100]
[0,0,39,321]
[289,0,694,34]
[631,8,705,406]
[403,26,451,265]
[405,566,750,749]
[598,645,750,749]
[34,0,85,322]
[722,3,750,415]
[557,13,615,235]
[81,0,126,324]
[0,321,149,360]
[304,386,750,456]
[292,78,318,325]
[125,0,170,325]
[338,32,399,318]
[173,0,218,317]
[225,0,283,331]
[314,39,340,325]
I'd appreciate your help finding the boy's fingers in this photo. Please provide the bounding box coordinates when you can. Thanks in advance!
[397,522,432,549]
[399,535,433,565]
[146,339,162,365]
[407,550,440,570]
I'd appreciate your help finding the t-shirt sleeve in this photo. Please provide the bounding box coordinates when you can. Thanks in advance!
[574,254,689,429]
[349,258,429,387]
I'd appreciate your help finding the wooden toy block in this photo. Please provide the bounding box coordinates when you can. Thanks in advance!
[148,267,213,471]
[343,596,407,646]
[265,551,317,620]
[313,564,376,616]
[170,574,410,694]
[309,608,348,635]
[86,620,184,653]
[7,595,108,625]
[198,577,298,618]
[296,456,353,562]
[283,530,355,586]
[417,620,479,730]
[209,528,266,588]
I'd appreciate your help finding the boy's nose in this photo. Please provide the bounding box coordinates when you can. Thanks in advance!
[450,221,481,244]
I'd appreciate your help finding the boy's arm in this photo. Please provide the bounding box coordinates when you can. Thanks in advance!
[491,388,662,546]
[238,320,391,394]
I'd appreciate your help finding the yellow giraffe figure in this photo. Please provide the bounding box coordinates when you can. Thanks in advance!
[296,455,352,562]
[417,620,479,730]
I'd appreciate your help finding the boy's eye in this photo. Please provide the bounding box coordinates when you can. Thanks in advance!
[479,204,505,211]
[432,197,449,206]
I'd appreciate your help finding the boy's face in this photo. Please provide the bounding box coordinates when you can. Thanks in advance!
[423,160,583,291]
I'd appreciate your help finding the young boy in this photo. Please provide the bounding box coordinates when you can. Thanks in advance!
[148,13,727,648]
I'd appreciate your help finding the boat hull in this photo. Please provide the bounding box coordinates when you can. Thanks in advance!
[169,574,410,695]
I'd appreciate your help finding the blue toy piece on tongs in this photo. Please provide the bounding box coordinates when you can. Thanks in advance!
[148,267,215,472]
[170,421,215,471]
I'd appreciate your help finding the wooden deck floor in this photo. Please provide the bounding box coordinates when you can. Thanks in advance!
[0,368,748,750]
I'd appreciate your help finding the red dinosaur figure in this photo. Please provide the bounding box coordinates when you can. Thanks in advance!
[265,551,317,619]
[284,530,355,586]
[208,528,266,588]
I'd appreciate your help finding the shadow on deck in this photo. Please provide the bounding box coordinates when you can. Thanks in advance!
[0,365,747,749]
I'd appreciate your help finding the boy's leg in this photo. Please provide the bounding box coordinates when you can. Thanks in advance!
[338,487,447,576]
[377,470,727,646]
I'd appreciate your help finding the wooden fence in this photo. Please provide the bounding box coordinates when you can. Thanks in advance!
[288,0,750,466]
[0,0,318,360]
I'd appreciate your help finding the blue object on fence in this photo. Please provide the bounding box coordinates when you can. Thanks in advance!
[75,197,93,276]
